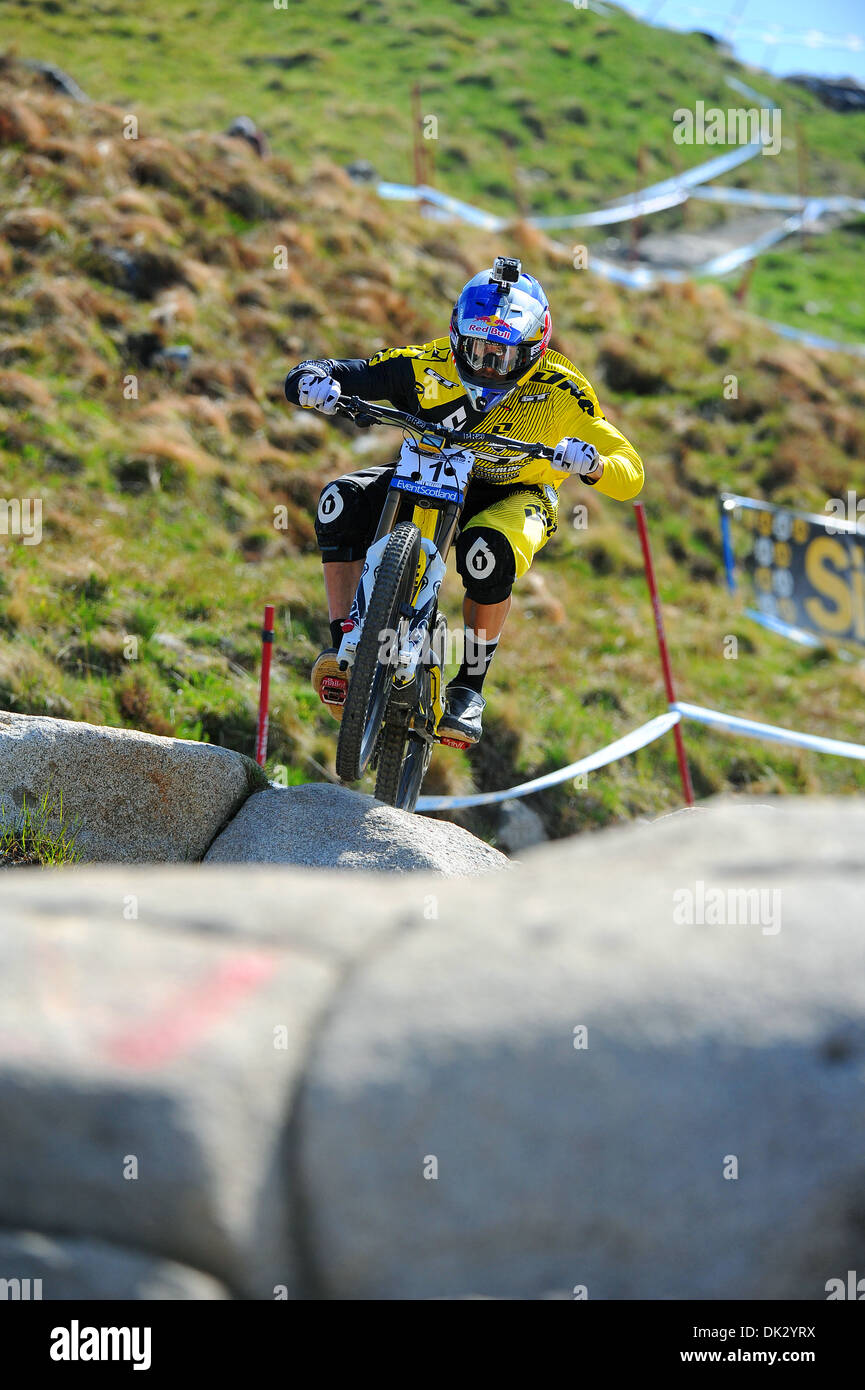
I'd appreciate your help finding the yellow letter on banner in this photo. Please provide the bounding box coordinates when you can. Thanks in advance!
[804,537,852,635]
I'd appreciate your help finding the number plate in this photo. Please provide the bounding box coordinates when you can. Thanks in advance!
[392,438,473,503]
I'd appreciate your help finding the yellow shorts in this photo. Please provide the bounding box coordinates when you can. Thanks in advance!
[455,482,558,601]
[463,486,556,576]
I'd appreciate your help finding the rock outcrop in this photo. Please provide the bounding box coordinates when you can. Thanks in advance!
[0,711,265,863]
[203,783,509,874]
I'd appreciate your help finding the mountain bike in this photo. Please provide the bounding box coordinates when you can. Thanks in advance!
[329,395,556,811]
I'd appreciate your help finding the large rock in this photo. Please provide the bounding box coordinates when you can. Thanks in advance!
[296,799,865,1299]
[203,783,509,874]
[0,798,863,1300]
[0,711,265,863]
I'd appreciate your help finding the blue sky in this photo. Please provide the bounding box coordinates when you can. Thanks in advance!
[621,0,865,83]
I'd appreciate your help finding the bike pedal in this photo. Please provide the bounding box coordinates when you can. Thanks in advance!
[439,736,471,750]
[319,675,347,707]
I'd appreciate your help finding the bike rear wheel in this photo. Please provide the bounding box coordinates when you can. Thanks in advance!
[374,609,445,811]
[335,521,421,785]
[374,725,432,811]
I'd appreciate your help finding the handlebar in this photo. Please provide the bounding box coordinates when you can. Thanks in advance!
[334,394,556,462]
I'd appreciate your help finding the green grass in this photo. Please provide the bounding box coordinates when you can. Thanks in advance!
[0,786,83,865]
[747,221,865,346]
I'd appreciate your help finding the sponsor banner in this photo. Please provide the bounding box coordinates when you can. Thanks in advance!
[721,493,865,649]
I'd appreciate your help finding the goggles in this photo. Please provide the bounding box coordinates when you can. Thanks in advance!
[455,334,534,382]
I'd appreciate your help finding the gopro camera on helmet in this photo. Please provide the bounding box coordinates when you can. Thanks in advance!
[490,256,521,290]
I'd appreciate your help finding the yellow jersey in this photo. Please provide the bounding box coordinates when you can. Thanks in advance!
[286,337,644,501]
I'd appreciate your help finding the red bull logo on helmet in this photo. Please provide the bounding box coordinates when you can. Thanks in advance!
[466,314,515,341]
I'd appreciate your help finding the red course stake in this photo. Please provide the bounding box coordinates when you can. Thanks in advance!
[255,604,275,767]
[634,503,695,807]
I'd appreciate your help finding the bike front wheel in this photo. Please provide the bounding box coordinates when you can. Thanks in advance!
[335,521,421,785]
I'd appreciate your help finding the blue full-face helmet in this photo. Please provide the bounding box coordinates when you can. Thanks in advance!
[449,258,552,413]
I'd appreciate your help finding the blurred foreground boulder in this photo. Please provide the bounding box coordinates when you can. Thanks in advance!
[0,1233,228,1300]
[1,799,863,1298]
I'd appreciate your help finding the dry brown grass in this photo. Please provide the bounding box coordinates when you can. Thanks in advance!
[0,96,47,147]
[0,368,54,410]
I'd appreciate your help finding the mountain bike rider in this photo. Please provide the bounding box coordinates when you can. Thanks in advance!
[284,257,644,746]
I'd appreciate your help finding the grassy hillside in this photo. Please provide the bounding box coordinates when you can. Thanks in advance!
[748,222,865,347]
[3,0,863,340]
[0,53,864,845]
[3,0,863,208]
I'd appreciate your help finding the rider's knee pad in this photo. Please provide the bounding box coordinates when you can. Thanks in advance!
[455,525,516,604]
[314,468,388,562]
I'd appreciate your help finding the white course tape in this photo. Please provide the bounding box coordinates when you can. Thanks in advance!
[693,187,865,214]
[724,77,776,108]
[743,607,858,662]
[377,78,777,235]
[583,256,678,289]
[530,187,688,230]
[686,209,812,277]
[379,139,768,234]
[416,700,865,816]
[376,182,505,230]
[586,207,816,287]
[759,319,865,358]
[723,490,865,534]
[673,701,865,760]
[743,608,832,649]
[416,710,681,812]
[534,144,771,229]
[377,77,864,353]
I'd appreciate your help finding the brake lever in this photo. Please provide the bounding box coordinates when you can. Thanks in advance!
[335,396,376,427]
